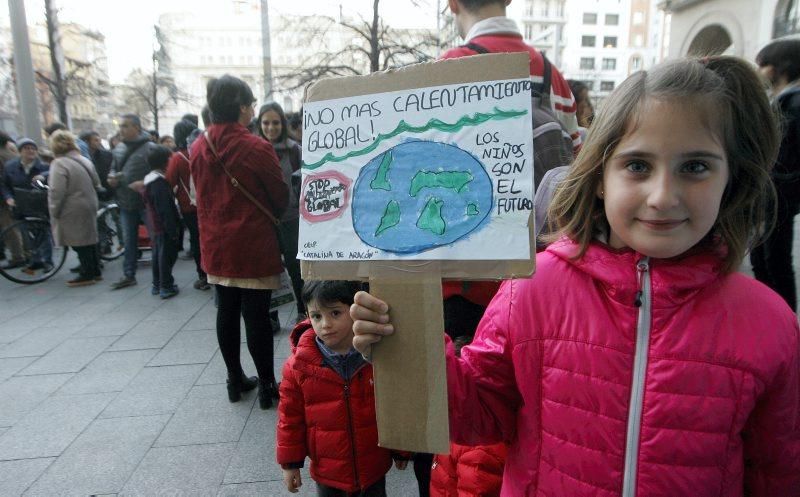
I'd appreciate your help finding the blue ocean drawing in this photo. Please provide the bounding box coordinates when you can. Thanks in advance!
[351,141,493,254]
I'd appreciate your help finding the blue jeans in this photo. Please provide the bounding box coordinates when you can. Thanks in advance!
[120,208,150,279]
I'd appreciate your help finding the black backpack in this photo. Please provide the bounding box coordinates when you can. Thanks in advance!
[462,42,574,188]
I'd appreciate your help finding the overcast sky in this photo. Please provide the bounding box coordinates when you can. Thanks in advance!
[2,0,442,83]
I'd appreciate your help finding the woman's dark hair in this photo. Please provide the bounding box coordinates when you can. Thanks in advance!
[181,113,199,126]
[301,280,364,307]
[288,111,302,130]
[173,119,198,150]
[256,102,288,143]
[207,75,256,124]
[756,37,800,83]
[0,130,13,148]
[567,79,589,104]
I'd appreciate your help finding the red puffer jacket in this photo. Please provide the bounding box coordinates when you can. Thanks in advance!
[190,122,288,278]
[447,239,800,497]
[277,322,398,492]
[430,442,507,497]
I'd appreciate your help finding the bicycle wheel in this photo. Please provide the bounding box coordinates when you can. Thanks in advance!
[97,204,124,261]
[0,218,66,284]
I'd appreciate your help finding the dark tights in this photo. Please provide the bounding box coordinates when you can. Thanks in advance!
[215,285,275,383]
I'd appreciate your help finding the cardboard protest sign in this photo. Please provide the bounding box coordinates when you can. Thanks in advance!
[301,53,534,454]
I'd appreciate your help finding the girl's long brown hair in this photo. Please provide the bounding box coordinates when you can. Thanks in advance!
[546,57,780,272]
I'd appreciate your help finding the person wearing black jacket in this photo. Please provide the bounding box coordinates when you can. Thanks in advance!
[80,130,114,195]
[143,145,180,299]
[750,38,800,311]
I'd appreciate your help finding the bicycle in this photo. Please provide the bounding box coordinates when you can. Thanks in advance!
[0,185,66,284]
[0,185,123,284]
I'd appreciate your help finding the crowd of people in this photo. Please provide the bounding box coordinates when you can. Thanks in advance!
[1,0,799,495]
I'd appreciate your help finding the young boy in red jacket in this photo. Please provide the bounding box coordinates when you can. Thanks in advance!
[277,280,408,496]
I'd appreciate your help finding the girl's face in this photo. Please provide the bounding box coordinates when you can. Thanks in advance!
[261,110,282,143]
[307,299,355,355]
[598,98,729,259]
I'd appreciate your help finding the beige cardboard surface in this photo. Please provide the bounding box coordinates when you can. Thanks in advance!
[369,266,449,454]
[302,53,535,453]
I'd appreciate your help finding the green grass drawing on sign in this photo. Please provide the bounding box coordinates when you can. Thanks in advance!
[416,197,446,236]
[370,152,393,191]
[466,202,480,216]
[302,107,528,170]
[409,170,473,197]
[375,200,401,236]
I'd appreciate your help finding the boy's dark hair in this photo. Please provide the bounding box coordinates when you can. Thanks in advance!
[756,38,800,83]
[302,280,363,308]
[288,110,302,130]
[44,121,67,136]
[207,75,256,124]
[78,130,99,142]
[181,113,199,126]
[201,105,211,127]
[147,144,172,170]
[147,129,159,140]
[457,0,507,12]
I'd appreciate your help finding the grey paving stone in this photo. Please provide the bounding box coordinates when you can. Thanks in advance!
[107,319,184,351]
[182,300,218,331]
[17,336,117,375]
[0,458,54,497]
[100,364,204,418]
[218,481,312,496]
[196,345,257,386]
[0,392,114,460]
[75,319,139,338]
[148,330,219,366]
[155,384,253,447]
[48,302,120,328]
[0,324,32,345]
[0,357,36,382]
[223,404,280,484]
[0,325,84,359]
[23,415,170,497]
[119,443,236,497]
[57,349,158,395]
[0,374,73,427]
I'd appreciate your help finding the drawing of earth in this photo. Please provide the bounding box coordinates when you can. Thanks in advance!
[351,140,493,254]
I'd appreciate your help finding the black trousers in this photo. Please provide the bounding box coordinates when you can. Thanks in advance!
[182,211,205,280]
[316,477,386,497]
[278,218,305,314]
[152,234,178,290]
[215,285,274,382]
[73,244,100,278]
[751,189,799,311]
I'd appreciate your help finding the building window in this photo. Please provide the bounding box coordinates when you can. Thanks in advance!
[581,80,594,91]
[525,23,535,39]
[580,57,595,70]
[602,58,617,70]
[601,81,615,91]
[605,14,619,25]
[583,12,597,24]
[632,11,644,25]
[631,56,643,71]
[582,35,596,47]
[540,2,549,16]
[603,36,618,48]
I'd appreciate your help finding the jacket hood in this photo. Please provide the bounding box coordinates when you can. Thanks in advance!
[546,238,724,307]
[290,319,313,350]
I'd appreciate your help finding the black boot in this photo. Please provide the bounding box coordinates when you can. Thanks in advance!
[226,371,258,403]
[258,380,279,409]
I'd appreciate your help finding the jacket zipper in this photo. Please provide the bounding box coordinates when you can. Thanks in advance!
[344,380,361,489]
[622,257,651,497]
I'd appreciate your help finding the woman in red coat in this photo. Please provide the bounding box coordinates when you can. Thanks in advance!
[190,75,288,409]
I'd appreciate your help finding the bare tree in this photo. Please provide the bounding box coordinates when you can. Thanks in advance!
[275,0,442,92]
[120,25,193,133]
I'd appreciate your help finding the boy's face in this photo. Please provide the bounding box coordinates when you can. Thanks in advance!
[307,299,355,355]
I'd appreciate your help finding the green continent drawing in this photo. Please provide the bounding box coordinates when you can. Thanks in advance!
[409,171,473,197]
[466,202,479,216]
[416,198,446,235]
[375,200,401,236]
[370,152,393,191]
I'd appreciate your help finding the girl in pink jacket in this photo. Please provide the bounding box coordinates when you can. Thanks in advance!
[351,56,800,497]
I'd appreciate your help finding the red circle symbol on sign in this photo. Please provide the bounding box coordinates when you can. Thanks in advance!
[300,171,352,223]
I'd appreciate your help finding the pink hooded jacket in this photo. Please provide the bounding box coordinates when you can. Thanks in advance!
[447,239,800,497]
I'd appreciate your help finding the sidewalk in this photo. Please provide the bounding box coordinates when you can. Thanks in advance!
[0,252,418,496]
